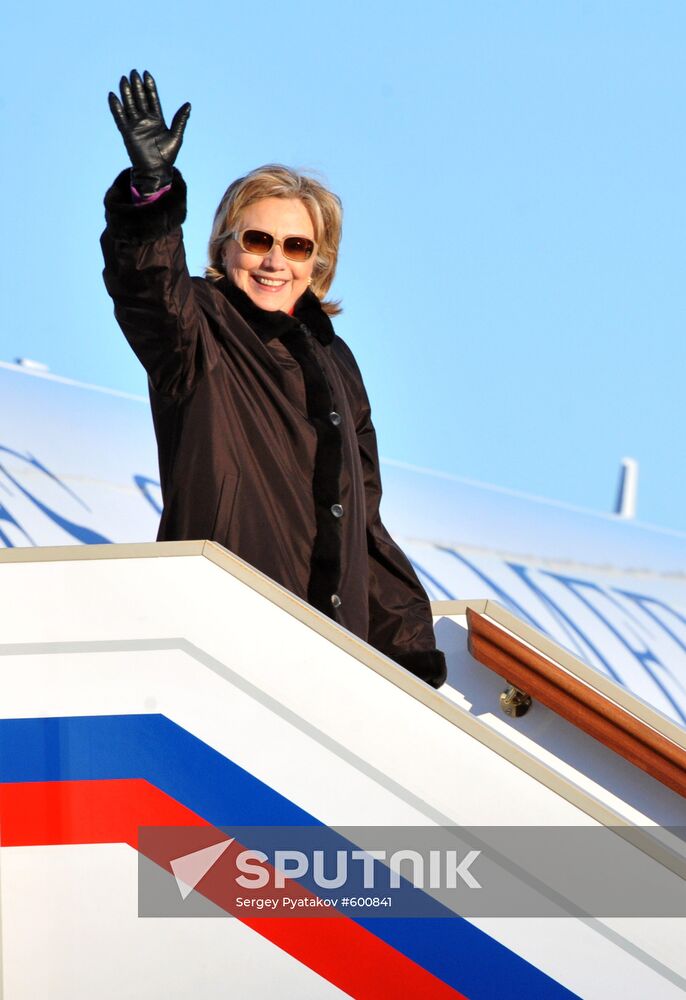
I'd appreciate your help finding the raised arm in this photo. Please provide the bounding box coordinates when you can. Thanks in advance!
[101,71,214,398]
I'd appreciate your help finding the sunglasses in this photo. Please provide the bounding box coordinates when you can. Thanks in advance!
[229,228,316,262]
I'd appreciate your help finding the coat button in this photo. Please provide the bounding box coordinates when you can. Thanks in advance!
[329,411,342,426]
[331,503,344,518]
[331,594,342,608]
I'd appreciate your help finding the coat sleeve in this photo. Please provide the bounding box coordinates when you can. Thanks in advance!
[348,355,447,688]
[100,168,218,398]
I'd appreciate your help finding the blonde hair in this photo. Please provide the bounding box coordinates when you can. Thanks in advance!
[206,164,343,316]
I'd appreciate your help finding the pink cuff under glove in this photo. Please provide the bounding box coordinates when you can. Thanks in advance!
[131,182,172,206]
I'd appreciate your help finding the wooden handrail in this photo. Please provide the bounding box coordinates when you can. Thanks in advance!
[467,607,686,800]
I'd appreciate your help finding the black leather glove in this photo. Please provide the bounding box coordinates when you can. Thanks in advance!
[108,70,191,195]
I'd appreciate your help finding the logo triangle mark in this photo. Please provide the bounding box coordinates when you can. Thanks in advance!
[170,838,234,901]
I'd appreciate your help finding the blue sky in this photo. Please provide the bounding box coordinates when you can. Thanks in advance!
[3,1,685,532]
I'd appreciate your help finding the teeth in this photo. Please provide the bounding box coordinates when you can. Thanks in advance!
[254,276,286,287]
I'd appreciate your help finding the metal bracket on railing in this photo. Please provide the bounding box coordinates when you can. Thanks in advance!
[500,684,532,718]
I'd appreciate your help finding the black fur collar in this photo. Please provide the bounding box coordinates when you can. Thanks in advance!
[217,278,334,346]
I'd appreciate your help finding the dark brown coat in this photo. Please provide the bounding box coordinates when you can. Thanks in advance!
[101,169,446,686]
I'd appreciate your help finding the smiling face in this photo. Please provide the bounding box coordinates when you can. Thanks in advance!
[222,197,317,313]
